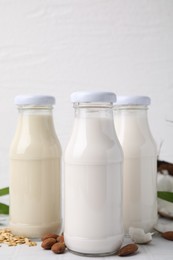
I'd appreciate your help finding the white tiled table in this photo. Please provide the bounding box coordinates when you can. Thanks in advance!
[0,218,172,260]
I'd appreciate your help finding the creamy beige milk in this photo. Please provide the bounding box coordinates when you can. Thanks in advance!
[64,117,123,255]
[114,108,158,233]
[9,113,61,238]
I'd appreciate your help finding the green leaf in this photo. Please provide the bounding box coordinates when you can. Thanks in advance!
[157,191,173,203]
[0,187,9,197]
[0,203,9,214]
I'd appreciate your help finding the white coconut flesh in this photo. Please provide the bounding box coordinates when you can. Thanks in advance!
[157,172,173,217]
[129,227,153,244]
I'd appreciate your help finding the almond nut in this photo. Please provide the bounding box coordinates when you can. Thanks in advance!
[117,243,138,256]
[41,238,57,250]
[162,231,173,241]
[57,235,64,243]
[51,242,65,254]
[41,233,58,241]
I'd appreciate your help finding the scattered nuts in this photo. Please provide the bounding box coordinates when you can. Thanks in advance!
[41,233,58,241]
[117,243,138,256]
[162,231,173,241]
[51,242,65,254]
[41,233,66,254]
[41,238,57,250]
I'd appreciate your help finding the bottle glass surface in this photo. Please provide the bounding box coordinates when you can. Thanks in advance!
[114,96,158,234]
[9,95,62,238]
[64,91,124,256]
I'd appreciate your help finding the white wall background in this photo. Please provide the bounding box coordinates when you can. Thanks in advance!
[0,0,173,189]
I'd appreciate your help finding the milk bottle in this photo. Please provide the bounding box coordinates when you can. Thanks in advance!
[9,95,62,238]
[114,96,158,233]
[64,91,124,256]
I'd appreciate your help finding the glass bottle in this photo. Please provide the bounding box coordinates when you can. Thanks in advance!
[64,91,124,256]
[9,95,62,238]
[114,96,158,233]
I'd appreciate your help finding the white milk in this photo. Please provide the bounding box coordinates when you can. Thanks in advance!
[114,98,158,233]
[9,98,61,238]
[64,115,123,255]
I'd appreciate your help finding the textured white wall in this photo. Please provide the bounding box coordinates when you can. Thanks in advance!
[0,0,173,188]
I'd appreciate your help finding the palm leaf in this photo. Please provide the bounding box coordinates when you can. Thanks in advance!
[0,187,9,196]
[157,191,173,203]
[0,203,9,214]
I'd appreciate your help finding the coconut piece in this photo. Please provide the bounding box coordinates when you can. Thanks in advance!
[157,198,173,219]
[129,227,153,244]
[157,171,173,192]
[157,172,173,218]
[158,211,173,219]
[154,221,173,233]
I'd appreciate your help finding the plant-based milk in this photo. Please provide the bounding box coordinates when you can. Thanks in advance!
[64,92,124,256]
[114,96,158,233]
[9,96,62,238]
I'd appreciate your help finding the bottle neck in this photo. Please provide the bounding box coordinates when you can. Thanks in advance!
[72,104,117,142]
[17,105,53,116]
[16,106,56,135]
[115,105,149,121]
[74,103,114,120]
[114,105,152,141]
[11,105,61,159]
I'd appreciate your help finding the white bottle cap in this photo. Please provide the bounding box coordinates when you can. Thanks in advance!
[15,95,56,106]
[71,91,116,103]
[115,96,151,106]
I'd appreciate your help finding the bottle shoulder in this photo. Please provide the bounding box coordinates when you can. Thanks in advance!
[10,114,62,159]
[65,133,123,164]
[118,136,157,157]
[115,118,157,157]
[65,117,123,163]
[9,134,61,159]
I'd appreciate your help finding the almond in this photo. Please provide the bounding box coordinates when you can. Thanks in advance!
[41,233,58,241]
[57,235,64,243]
[51,242,65,254]
[117,243,138,256]
[162,231,173,241]
[41,238,57,250]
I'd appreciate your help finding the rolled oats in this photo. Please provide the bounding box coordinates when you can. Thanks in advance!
[0,228,37,247]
